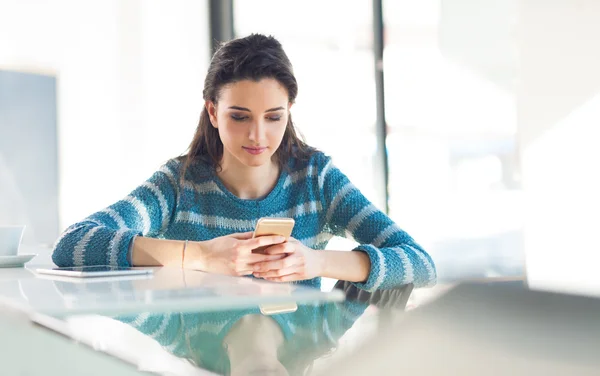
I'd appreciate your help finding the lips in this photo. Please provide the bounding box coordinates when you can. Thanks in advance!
[243,146,267,155]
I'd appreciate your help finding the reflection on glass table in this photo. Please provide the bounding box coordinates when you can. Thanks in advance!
[56,281,413,376]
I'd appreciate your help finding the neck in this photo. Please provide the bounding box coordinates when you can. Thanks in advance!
[218,155,281,200]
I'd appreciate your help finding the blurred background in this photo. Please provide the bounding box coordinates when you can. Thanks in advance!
[1,0,599,295]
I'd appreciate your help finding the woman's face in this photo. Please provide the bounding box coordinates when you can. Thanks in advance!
[207,78,291,169]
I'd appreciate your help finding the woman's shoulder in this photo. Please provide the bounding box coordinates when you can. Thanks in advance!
[160,156,213,183]
[164,157,184,171]
[289,149,332,172]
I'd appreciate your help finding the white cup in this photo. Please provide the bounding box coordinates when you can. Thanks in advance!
[0,225,26,257]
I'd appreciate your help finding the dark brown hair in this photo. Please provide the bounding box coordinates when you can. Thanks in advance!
[180,34,315,180]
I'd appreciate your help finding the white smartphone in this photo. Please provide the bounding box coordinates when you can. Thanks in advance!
[252,217,295,254]
[36,265,154,278]
[252,218,299,314]
[253,217,295,238]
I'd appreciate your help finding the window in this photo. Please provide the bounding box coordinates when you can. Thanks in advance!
[234,1,382,208]
[383,0,524,281]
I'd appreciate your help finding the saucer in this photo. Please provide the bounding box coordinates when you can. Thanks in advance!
[0,254,37,268]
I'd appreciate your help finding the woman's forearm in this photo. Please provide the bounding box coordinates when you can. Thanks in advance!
[131,236,187,266]
[319,250,371,283]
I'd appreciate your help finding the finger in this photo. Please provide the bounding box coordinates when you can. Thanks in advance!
[264,273,303,282]
[253,265,298,278]
[245,253,287,264]
[229,231,254,240]
[263,243,294,255]
[245,235,286,250]
[252,256,296,273]
[233,255,285,276]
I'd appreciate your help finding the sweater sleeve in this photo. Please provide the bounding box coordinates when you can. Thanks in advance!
[52,160,180,267]
[318,156,437,291]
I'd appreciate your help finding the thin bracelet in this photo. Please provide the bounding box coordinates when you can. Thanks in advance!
[182,240,188,269]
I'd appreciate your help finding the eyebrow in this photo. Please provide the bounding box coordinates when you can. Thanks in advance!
[228,106,285,113]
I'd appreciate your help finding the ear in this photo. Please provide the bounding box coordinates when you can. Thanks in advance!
[206,100,218,128]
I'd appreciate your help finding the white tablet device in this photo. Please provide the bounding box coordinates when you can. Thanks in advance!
[36,265,154,278]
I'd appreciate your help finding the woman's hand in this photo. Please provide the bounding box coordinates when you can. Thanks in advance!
[184,232,288,276]
[251,237,324,282]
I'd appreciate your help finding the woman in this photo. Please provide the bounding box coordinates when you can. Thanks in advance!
[52,34,436,291]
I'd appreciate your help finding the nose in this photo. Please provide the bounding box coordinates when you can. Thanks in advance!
[247,119,266,143]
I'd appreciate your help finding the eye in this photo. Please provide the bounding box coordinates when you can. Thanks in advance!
[267,115,282,122]
[231,114,248,121]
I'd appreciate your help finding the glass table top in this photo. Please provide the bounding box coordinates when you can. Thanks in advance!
[25,280,600,376]
[3,265,600,376]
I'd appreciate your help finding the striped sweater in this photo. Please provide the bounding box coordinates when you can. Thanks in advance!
[52,152,436,291]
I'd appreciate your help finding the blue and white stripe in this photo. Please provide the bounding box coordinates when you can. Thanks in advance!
[175,212,255,230]
[271,200,323,218]
[73,227,100,266]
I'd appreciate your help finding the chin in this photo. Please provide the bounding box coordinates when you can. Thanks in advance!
[238,153,272,168]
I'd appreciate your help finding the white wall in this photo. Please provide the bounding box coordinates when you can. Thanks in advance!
[0,0,209,232]
[517,0,600,295]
